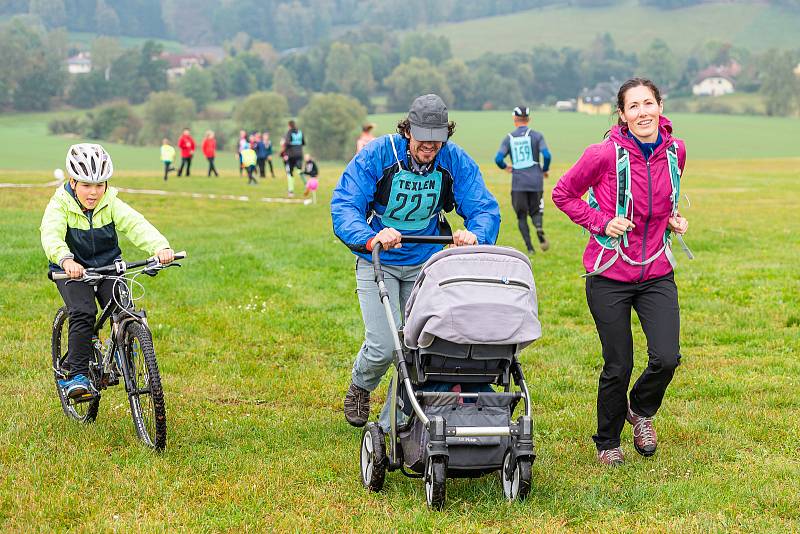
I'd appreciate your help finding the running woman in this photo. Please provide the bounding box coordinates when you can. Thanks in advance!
[41,143,174,398]
[332,94,501,431]
[552,78,689,466]
[495,106,551,254]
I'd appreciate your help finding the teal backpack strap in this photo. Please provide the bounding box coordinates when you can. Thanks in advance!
[664,142,694,264]
[583,143,631,278]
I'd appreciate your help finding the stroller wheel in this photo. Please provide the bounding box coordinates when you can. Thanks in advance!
[502,450,532,502]
[360,423,386,492]
[424,456,447,510]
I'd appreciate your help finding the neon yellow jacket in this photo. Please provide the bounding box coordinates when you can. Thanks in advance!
[40,184,170,269]
[241,147,257,167]
[161,144,176,163]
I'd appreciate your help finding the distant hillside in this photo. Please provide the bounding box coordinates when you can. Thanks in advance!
[433,1,800,60]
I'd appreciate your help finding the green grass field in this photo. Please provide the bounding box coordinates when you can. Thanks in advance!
[435,0,800,60]
[1,107,797,176]
[1,114,799,530]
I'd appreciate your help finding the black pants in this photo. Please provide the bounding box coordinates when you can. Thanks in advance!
[177,156,192,176]
[207,157,218,177]
[286,155,302,176]
[55,278,117,378]
[586,272,681,451]
[257,157,266,177]
[163,162,172,181]
[266,156,274,177]
[511,191,545,251]
[246,165,256,184]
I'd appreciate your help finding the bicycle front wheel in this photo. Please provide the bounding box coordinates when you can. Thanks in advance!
[123,321,166,451]
[51,306,100,423]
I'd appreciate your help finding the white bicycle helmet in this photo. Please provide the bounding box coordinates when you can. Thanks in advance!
[65,143,114,183]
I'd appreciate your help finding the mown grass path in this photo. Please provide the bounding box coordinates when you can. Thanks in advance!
[1,158,798,531]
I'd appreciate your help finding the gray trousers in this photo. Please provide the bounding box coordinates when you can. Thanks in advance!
[352,258,423,430]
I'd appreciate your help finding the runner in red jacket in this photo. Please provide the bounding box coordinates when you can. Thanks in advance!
[202,130,218,177]
[177,128,196,177]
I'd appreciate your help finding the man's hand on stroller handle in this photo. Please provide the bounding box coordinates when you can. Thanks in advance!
[367,228,403,251]
[452,229,477,246]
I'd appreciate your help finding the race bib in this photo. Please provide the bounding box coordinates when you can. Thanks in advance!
[510,134,535,170]
[381,169,443,231]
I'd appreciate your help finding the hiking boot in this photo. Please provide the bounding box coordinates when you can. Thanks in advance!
[539,237,550,251]
[344,383,370,427]
[627,407,657,457]
[597,447,625,466]
[57,374,91,399]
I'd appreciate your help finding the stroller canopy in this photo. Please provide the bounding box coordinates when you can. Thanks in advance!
[404,245,541,350]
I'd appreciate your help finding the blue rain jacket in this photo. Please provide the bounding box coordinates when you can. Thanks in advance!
[331,134,501,266]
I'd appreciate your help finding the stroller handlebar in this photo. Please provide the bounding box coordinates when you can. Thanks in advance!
[371,235,455,284]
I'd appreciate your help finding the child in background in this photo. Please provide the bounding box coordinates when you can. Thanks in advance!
[302,153,319,204]
[241,143,257,185]
[160,139,175,181]
[237,130,248,176]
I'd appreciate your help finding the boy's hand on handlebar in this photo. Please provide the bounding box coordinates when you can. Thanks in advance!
[62,259,85,279]
[156,248,175,264]
[452,229,477,246]
[373,228,402,250]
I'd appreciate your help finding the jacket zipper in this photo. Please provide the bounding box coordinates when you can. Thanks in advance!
[641,159,653,282]
[87,209,96,266]
[439,277,530,290]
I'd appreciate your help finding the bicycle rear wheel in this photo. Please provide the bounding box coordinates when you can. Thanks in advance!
[51,307,100,423]
[124,321,167,451]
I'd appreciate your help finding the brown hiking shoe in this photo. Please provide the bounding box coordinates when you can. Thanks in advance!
[539,238,550,251]
[627,407,657,457]
[344,383,370,427]
[597,447,625,466]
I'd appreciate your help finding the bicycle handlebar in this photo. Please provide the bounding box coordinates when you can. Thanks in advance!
[50,251,187,281]
[371,236,454,284]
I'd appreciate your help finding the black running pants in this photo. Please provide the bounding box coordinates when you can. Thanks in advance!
[585,272,681,451]
[55,278,117,377]
[511,190,545,251]
[207,157,218,176]
[177,156,192,176]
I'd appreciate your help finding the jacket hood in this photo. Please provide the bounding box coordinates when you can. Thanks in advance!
[610,115,674,149]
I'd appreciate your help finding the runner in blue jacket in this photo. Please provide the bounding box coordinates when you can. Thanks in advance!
[331,94,501,430]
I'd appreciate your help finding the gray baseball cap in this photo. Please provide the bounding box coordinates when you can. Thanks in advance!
[408,94,449,142]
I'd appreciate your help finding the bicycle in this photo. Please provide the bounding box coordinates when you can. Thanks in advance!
[50,252,186,451]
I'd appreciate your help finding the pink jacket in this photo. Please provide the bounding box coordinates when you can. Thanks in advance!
[552,116,686,283]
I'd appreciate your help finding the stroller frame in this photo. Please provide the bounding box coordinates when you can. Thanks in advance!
[360,236,536,509]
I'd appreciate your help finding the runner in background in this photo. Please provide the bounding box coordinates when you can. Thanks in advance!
[282,120,305,197]
[495,106,551,254]
[202,130,219,177]
[160,138,175,181]
[355,122,376,154]
[237,130,248,176]
[262,131,276,178]
[177,128,196,177]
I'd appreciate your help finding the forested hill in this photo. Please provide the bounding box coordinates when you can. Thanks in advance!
[3,0,799,50]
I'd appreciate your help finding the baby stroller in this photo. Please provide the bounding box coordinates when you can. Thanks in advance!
[359,235,541,509]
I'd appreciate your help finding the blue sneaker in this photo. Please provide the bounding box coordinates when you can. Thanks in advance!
[58,374,91,399]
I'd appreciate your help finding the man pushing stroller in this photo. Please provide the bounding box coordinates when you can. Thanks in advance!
[331,93,501,431]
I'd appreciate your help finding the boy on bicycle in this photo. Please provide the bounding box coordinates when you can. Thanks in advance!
[41,143,175,399]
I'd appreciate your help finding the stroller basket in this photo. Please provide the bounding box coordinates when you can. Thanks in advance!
[411,337,515,384]
[399,392,516,473]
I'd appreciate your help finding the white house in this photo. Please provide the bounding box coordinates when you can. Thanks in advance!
[692,65,737,96]
[162,53,206,80]
[66,52,91,75]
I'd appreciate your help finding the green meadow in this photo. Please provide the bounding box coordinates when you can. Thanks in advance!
[1,110,799,530]
[436,0,800,60]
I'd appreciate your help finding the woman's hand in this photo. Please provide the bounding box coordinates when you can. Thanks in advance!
[604,216,635,238]
[373,227,402,250]
[156,248,175,264]
[668,215,688,235]
[62,259,85,279]
[452,229,477,246]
